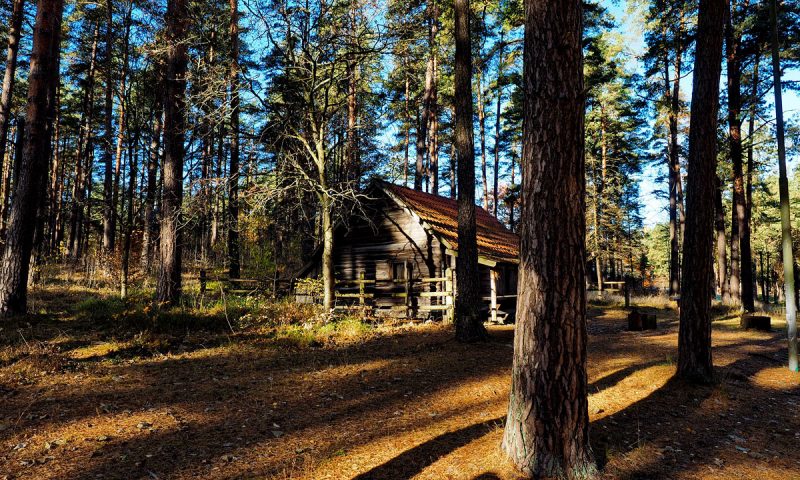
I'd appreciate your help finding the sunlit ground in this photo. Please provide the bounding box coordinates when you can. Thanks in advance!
[1,285,798,479]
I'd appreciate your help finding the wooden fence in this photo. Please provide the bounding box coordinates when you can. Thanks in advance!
[333,269,454,321]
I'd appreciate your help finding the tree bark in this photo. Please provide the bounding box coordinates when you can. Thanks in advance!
[157,0,189,305]
[101,0,115,253]
[415,4,437,191]
[492,32,505,217]
[678,0,725,383]
[0,0,25,183]
[453,0,486,342]
[725,0,755,309]
[110,4,132,259]
[501,0,594,475]
[666,18,684,297]
[0,0,63,316]
[715,176,730,301]
[141,106,161,273]
[769,0,798,371]
[227,0,241,279]
[427,14,439,196]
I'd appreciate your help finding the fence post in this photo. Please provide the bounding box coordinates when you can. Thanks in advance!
[445,267,454,323]
[359,271,366,306]
[199,270,207,295]
[490,269,498,323]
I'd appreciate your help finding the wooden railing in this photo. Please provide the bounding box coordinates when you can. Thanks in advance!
[333,269,454,321]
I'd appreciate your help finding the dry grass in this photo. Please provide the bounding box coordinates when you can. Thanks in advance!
[0,288,798,479]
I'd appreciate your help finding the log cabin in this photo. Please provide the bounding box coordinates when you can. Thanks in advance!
[296,180,519,321]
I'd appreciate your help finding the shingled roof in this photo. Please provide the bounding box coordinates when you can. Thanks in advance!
[379,181,519,264]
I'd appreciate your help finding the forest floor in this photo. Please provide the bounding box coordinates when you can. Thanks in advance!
[1,282,799,479]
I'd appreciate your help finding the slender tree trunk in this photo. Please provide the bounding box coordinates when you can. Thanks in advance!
[449,123,456,199]
[770,0,798,371]
[666,42,683,296]
[120,134,136,298]
[715,176,730,300]
[141,106,161,273]
[403,54,410,187]
[228,0,241,279]
[508,140,517,231]
[726,0,754,310]
[346,1,360,185]
[453,0,486,342]
[0,0,25,181]
[492,32,505,217]
[678,0,725,383]
[745,52,759,302]
[157,0,189,305]
[109,4,132,258]
[427,19,439,196]
[68,24,98,259]
[415,6,437,191]
[0,0,63,316]
[102,0,115,252]
[478,78,489,211]
[502,0,594,475]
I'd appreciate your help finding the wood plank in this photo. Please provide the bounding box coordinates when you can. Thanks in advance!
[417,305,451,311]
[418,291,450,298]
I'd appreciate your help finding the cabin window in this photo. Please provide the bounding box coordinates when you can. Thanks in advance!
[392,262,410,280]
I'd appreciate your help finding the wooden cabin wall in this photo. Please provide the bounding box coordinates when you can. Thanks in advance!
[332,196,446,314]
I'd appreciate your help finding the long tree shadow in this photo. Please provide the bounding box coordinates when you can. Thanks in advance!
[351,417,505,480]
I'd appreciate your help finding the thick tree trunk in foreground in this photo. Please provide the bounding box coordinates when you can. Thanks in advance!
[0,0,63,316]
[770,0,798,371]
[677,0,725,383]
[453,0,486,342]
[228,0,241,279]
[0,0,25,177]
[501,0,594,476]
[157,0,189,305]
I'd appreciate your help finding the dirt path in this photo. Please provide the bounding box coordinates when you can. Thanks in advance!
[1,298,798,479]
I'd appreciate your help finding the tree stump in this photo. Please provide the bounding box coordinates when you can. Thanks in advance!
[740,314,771,331]
[628,309,657,331]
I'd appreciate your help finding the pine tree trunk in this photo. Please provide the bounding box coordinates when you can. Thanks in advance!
[666,18,684,296]
[101,0,115,253]
[403,54,410,187]
[141,107,161,273]
[501,0,594,474]
[427,13,439,196]
[120,133,136,298]
[415,7,437,191]
[228,0,241,279]
[67,24,98,259]
[769,0,798,371]
[726,2,754,309]
[0,0,63,316]
[0,0,24,183]
[157,0,188,305]
[677,0,725,383]
[715,176,730,300]
[453,0,486,342]
[492,32,504,217]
